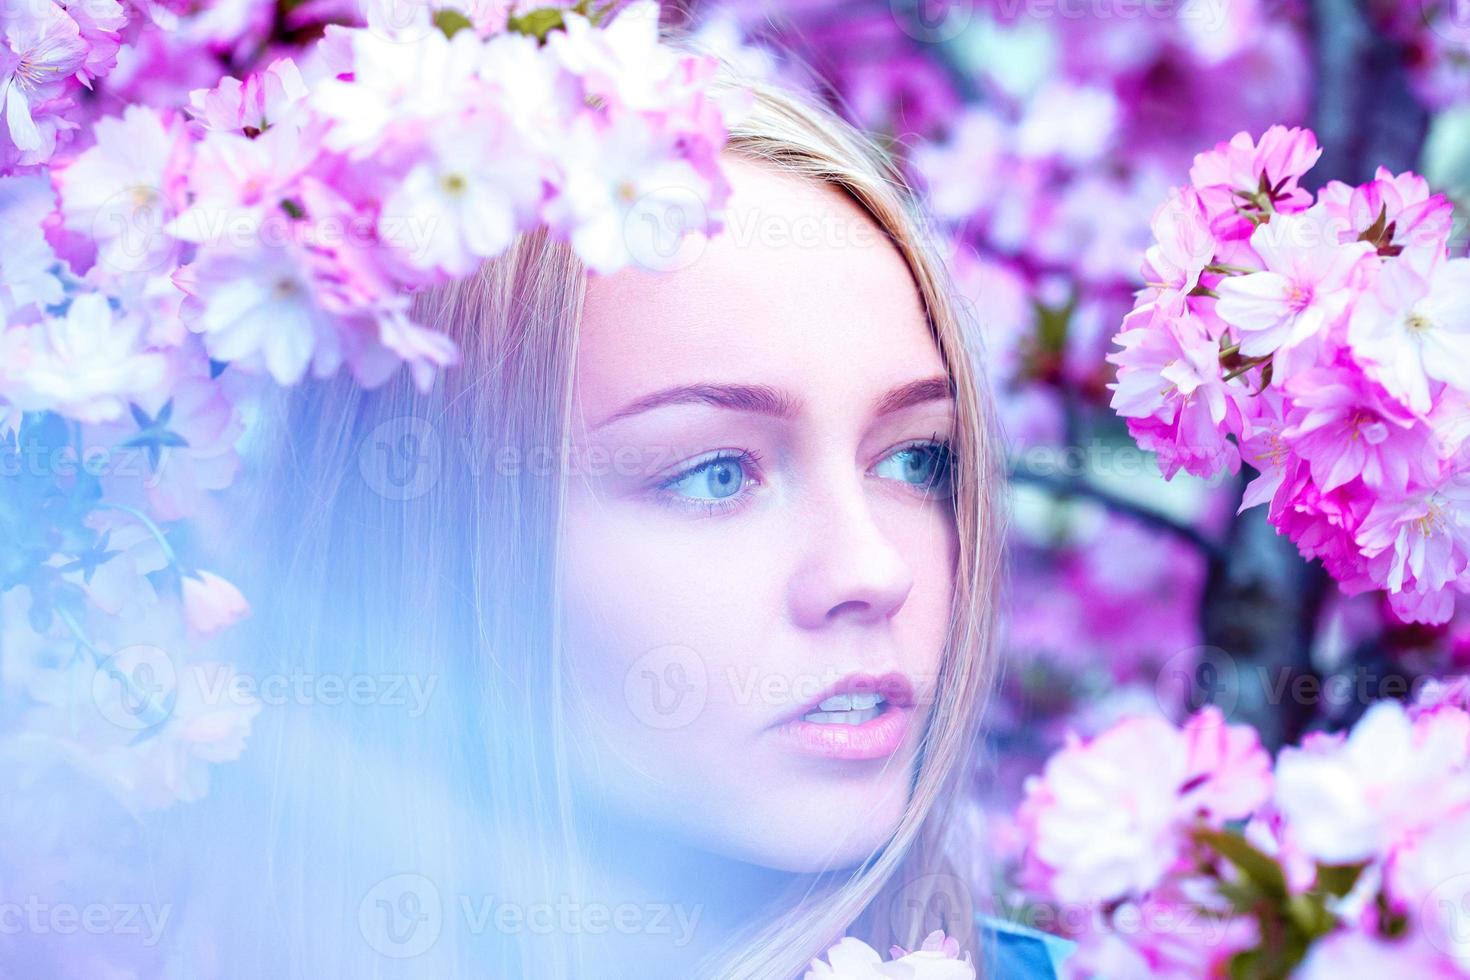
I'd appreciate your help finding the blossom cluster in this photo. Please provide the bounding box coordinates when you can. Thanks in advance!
[0,0,738,813]
[1109,125,1470,625]
[0,0,129,173]
[1016,688,1470,977]
[906,0,1311,440]
[2,0,374,175]
[16,1,736,395]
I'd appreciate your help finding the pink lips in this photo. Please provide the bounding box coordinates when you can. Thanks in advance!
[772,671,916,761]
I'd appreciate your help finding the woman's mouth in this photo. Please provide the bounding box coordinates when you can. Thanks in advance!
[801,691,886,724]
[773,672,916,761]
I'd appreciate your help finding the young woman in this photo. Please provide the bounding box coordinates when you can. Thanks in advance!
[169,65,1071,980]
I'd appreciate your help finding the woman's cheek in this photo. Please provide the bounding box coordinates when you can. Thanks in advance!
[558,501,776,757]
[884,502,958,694]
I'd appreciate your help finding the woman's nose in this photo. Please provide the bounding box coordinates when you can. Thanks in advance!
[786,473,916,630]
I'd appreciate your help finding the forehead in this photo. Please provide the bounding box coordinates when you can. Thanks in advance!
[575,154,943,417]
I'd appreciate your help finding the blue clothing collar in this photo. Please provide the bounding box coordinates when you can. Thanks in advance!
[974,915,1075,979]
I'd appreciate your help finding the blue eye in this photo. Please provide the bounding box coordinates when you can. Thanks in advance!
[877,440,954,495]
[657,449,762,514]
[654,440,952,516]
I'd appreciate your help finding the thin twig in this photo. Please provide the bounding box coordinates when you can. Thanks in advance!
[1009,465,1229,567]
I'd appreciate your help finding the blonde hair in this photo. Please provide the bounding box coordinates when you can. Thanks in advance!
[190,52,1006,980]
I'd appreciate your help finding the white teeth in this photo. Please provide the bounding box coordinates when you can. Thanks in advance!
[803,704,884,725]
[816,692,885,712]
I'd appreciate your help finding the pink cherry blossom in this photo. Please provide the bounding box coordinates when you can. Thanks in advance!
[544,110,718,274]
[1274,475,1374,586]
[1,2,87,166]
[1319,167,1455,274]
[1019,714,1192,904]
[187,57,307,134]
[1188,125,1322,239]
[1063,883,1259,980]
[376,110,542,276]
[1349,257,1470,416]
[1273,699,1470,864]
[1387,808,1470,972]
[109,660,263,810]
[173,233,349,386]
[55,104,191,281]
[1214,208,1372,374]
[1108,307,1242,479]
[1356,471,1470,621]
[1115,126,1470,621]
[1281,362,1438,494]
[1142,187,1214,317]
[168,125,321,248]
[92,353,246,523]
[0,172,65,317]
[805,931,974,979]
[1179,707,1273,820]
[1236,387,1300,512]
[477,29,584,143]
[1295,926,1463,980]
[0,292,167,423]
[65,515,170,618]
[181,570,250,635]
[309,23,484,158]
[66,0,128,84]
[547,0,690,115]
[1242,808,1318,894]
[1015,691,1470,978]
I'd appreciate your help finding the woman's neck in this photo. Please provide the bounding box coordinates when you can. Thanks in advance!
[571,810,806,978]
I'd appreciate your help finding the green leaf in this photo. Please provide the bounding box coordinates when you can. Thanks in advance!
[1228,948,1259,980]
[1215,879,1263,915]
[1315,862,1367,899]
[433,8,473,37]
[1194,827,1288,899]
[506,7,568,42]
[1284,894,1335,940]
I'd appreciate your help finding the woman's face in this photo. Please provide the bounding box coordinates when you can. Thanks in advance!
[558,154,960,872]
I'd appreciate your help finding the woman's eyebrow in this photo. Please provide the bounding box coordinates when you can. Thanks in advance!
[592,375,954,431]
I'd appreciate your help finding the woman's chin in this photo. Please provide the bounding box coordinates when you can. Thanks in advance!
[672,792,909,875]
